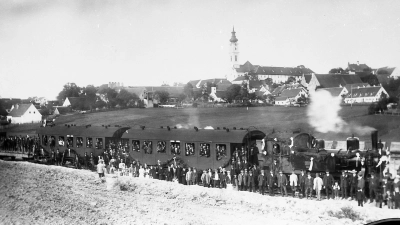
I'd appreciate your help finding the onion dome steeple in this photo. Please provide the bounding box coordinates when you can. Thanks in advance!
[230,27,238,43]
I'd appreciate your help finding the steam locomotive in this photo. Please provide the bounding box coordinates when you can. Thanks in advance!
[259,130,400,179]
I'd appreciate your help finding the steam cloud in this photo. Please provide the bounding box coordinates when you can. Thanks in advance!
[307,90,374,135]
[175,109,200,129]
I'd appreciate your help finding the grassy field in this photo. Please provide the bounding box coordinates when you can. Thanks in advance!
[3,105,400,141]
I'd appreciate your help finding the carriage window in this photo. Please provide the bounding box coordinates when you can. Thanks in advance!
[157,141,166,153]
[185,143,195,156]
[76,137,83,148]
[86,137,93,148]
[66,136,73,148]
[171,141,181,155]
[95,138,103,149]
[132,140,140,152]
[50,136,56,148]
[42,135,48,145]
[121,138,129,152]
[143,141,152,154]
[200,143,210,157]
[216,144,227,160]
[58,136,65,146]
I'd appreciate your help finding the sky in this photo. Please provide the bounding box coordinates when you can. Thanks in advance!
[1,0,400,100]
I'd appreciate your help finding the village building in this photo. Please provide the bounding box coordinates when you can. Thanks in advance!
[306,74,366,92]
[53,106,72,115]
[274,88,308,106]
[6,103,42,124]
[316,87,348,98]
[226,28,314,83]
[347,61,371,75]
[343,86,389,104]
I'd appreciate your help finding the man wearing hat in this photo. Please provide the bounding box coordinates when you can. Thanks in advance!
[323,170,335,200]
[267,170,276,196]
[298,170,306,199]
[313,173,323,201]
[305,172,313,199]
[277,170,288,197]
[368,172,379,203]
[340,171,349,200]
[349,169,358,200]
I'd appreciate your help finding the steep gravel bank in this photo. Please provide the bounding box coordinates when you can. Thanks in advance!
[0,160,398,225]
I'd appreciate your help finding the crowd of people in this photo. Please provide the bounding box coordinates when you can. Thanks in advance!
[93,149,400,210]
[0,135,39,154]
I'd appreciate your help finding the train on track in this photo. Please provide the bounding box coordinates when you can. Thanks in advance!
[1,124,399,179]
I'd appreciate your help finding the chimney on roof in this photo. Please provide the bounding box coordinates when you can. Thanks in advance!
[357,61,359,66]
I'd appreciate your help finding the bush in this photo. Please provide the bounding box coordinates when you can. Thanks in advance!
[327,206,362,221]
[368,103,377,115]
[192,102,198,107]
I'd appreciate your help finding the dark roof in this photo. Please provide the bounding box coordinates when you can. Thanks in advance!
[145,86,184,98]
[233,76,247,82]
[125,87,146,96]
[376,74,391,85]
[235,61,314,75]
[275,96,288,101]
[54,107,72,115]
[316,87,344,97]
[344,83,369,91]
[8,104,34,117]
[249,80,266,89]
[315,74,364,88]
[122,127,265,143]
[345,86,382,98]
[37,126,129,138]
[304,75,312,83]
[66,97,85,108]
[271,85,287,96]
[376,67,396,75]
[188,80,200,87]
[347,62,369,72]
[280,88,304,98]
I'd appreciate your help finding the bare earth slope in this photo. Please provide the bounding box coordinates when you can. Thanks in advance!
[1,160,399,225]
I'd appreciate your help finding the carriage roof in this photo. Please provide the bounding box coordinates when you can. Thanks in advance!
[37,126,129,138]
[121,127,264,143]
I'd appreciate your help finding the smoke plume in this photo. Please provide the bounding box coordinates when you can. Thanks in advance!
[307,90,374,135]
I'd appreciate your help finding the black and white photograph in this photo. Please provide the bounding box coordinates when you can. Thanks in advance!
[1,0,400,224]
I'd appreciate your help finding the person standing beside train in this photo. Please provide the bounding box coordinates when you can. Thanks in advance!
[238,170,245,191]
[349,170,358,200]
[369,172,379,203]
[258,170,266,195]
[267,170,276,196]
[298,170,306,199]
[323,171,335,200]
[340,171,349,200]
[289,170,298,198]
[313,173,323,201]
[278,171,288,197]
[305,173,314,199]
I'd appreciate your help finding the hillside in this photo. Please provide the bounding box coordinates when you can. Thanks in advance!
[2,106,399,142]
[0,160,397,225]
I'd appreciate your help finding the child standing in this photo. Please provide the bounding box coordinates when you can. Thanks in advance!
[386,190,394,209]
[356,188,364,207]
[333,181,340,200]
[376,188,383,208]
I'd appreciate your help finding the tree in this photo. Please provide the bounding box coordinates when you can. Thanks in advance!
[225,84,241,103]
[82,85,98,110]
[359,74,379,86]
[98,86,118,108]
[177,93,186,103]
[297,94,307,103]
[116,89,138,108]
[57,83,81,102]
[183,83,194,99]
[248,72,259,81]
[155,91,170,104]
[240,81,249,99]
[285,76,297,84]
[329,67,347,74]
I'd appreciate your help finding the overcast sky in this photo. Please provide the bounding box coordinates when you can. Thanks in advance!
[1,0,400,99]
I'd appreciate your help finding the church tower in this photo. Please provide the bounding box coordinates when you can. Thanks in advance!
[229,27,240,69]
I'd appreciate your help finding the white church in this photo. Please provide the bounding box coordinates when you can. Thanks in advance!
[226,28,314,84]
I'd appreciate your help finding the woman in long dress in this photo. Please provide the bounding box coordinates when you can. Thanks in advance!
[138,165,145,178]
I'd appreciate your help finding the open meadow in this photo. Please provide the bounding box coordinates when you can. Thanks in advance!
[3,105,400,142]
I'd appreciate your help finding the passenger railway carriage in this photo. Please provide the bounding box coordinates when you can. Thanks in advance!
[122,126,265,169]
[34,125,266,170]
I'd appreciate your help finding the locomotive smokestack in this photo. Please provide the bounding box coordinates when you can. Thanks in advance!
[371,130,378,151]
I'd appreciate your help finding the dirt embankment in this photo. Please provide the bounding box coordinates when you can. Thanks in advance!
[0,160,398,225]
